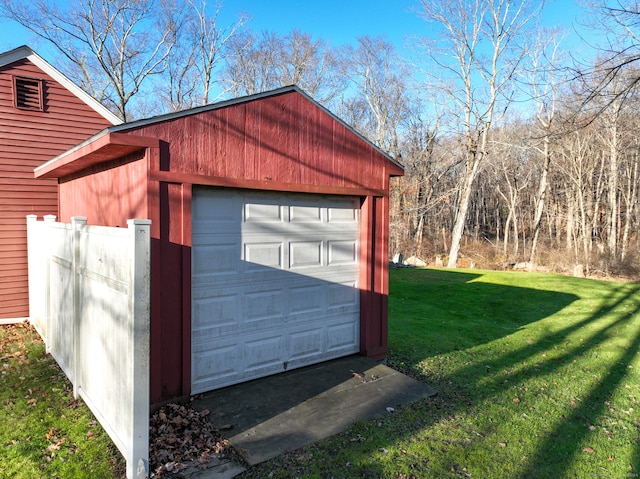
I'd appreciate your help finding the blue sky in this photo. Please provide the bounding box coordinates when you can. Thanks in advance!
[0,0,595,62]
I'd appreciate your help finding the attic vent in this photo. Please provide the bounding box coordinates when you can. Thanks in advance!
[14,76,44,111]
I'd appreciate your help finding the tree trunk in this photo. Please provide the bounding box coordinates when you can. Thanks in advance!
[621,155,638,260]
[529,135,551,265]
[607,123,619,256]
[447,149,481,268]
[503,209,512,258]
[566,190,575,253]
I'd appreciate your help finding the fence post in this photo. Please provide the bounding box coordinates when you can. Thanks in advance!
[127,219,151,479]
[71,216,87,400]
[42,215,57,351]
[26,215,40,331]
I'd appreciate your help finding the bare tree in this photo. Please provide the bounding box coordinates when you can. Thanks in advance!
[417,0,543,268]
[165,0,249,110]
[573,1,640,115]
[337,35,410,156]
[391,103,450,256]
[522,28,568,266]
[1,0,184,121]
[222,29,340,104]
[490,134,532,260]
[193,0,248,105]
[620,142,639,260]
[161,0,248,110]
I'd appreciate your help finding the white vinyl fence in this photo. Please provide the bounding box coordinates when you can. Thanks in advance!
[27,215,151,479]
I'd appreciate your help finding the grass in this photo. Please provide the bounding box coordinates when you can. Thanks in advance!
[0,322,125,479]
[1,269,638,478]
[240,268,640,478]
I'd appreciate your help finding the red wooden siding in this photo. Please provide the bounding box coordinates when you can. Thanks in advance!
[0,58,113,319]
[124,91,396,193]
[58,150,151,226]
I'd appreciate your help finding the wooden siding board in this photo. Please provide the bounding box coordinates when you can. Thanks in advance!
[244,100,259,180]
[0,283,28,295]
[0,124,104,143]
[218,107,230,177]
[284,93,301,184]
[318,105,337,186]
[0,156,47,167]
[225,105,245,178]
[259,95,280,182]
[305,97,323,185]
[0,227,28,238]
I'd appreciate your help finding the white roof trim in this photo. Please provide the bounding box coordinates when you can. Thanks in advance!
[0,45,122,125]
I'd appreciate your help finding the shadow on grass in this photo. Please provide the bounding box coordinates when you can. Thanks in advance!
[389,268,580,356]
[236,268,639,479]
[515,280,640,478]
[385,268,640,479]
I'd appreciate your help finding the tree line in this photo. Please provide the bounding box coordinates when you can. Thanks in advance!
[2,0,639,277]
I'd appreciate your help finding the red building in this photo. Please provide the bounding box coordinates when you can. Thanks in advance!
[0,46,120,322]
[36,86,403,405]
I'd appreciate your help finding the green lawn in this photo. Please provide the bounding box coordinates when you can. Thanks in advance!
[0,323,125,479]
[2,269,639,478]
[241,268,640,478]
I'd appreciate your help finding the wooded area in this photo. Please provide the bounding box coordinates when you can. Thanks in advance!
[2,0,638,278]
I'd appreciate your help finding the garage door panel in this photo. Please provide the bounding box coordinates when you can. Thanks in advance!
[289,328,324,361]
[244,289,286,323]
[328,240,358,265]
[289,204,322,223]
[244,242,283,270]
[244,335,287,372]
[192,293,239,335]
[326,321,359,352]
[192,344,240,390]
[289,241,322,269]
[245,201,283,223]
[192,192,238,222]
[192,243,240,277]
[327,281,359,309]
[327,203,359,223]
[289,284,324,315]
[192,188,360,394]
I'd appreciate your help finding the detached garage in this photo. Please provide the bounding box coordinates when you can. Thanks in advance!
[35,86,404,406]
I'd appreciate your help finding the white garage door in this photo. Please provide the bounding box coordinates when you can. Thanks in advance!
[191,188,361,394]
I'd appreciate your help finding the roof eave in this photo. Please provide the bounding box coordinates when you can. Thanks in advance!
[35,131,159,179]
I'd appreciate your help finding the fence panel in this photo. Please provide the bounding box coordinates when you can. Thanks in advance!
[27,215,151,479]
[47,221,75,381]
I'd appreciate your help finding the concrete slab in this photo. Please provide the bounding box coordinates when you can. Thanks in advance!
[193,355,437,466]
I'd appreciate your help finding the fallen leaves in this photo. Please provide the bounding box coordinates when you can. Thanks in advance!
[42,426,71,464]
[47,437,66,452]
[149,402,230,478]
[45,427,58,441]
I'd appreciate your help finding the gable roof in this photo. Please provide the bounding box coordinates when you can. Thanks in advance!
[0,45,122,125]
[115,85,402,169]
[35,85,403,179]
